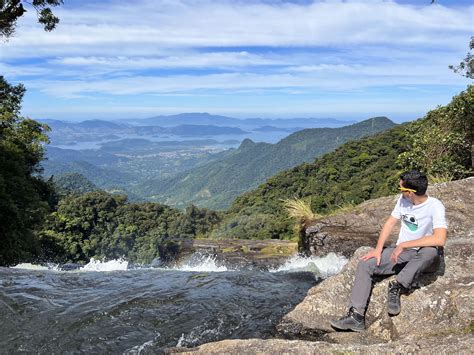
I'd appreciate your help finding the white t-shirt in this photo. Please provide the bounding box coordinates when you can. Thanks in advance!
[391,196,447,245]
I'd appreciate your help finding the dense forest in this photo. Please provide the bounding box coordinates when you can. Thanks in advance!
[0,72,472,265]
[39,192,221,264]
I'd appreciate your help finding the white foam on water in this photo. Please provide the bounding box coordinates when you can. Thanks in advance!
[174,254,230,272]
[11,263,49,270]
[270,252,347,278]
[11,263,60,271]
[124,339,155,355]
[175,318,225,347]
[79,258,128,272]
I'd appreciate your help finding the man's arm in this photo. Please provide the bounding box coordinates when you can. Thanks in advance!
[390,228,447,263]
[361,215,399,265]
[400,228,447,248]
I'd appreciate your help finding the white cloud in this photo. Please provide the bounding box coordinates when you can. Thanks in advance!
[2,0,471,59]
[25,60,469,98]
[48,52,285,70]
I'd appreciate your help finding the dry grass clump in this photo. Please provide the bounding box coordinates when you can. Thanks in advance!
[282,198,321,230]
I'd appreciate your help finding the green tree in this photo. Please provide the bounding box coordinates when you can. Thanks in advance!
[397,86,473,179]
[0,0,63,38]
[0,76,52,265]
[449,36,474,79]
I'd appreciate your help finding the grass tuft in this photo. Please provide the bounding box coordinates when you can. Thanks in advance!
[282,198,321,228]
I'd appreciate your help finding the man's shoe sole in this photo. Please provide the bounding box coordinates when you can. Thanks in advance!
[388,308,401,316]
[330,321,365,332]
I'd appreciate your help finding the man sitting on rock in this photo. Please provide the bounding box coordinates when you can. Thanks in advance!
[331,170,447,332]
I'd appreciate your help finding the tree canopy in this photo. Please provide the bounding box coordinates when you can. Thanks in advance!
[449,36,474,79]
[0,0,63,38]
[0,76,53,265]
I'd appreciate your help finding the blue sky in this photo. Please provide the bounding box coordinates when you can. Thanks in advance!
[1,0,472,122]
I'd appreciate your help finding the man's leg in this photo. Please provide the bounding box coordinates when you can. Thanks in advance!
[387,247,438,315]
[396,247,439,288]
[331,247,412,332]
[348,247,413,314]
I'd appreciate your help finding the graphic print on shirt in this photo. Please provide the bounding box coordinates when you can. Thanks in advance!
[402,214,418,232]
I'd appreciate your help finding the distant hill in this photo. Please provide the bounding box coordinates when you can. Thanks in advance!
[120,112,357,128]
[166,125,247,136]
[41,160,134,188]
[132,113,239,126]
[135,117,396,209]
[41,119,126,132]
[76,120,124,130]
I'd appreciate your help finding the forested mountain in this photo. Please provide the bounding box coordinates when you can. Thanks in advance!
[52,173,99,195]
[210,86,473,240]
[42,159,133,189]
[135,117,396,210]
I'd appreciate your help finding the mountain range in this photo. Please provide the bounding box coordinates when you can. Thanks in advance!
[118,112,357,128]
[134,117,396,209]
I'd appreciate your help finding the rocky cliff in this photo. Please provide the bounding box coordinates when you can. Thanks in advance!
[167,178,474,354]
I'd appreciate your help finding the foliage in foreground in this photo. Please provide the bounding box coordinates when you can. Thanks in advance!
[0,76,54,265]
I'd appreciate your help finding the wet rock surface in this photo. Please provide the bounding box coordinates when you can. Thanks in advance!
[178,239,298,270]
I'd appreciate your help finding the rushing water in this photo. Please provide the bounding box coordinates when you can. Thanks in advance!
[0,253,347,353]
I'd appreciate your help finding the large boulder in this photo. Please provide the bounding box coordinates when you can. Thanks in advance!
[302,177,474,257]
[278,238,473,342]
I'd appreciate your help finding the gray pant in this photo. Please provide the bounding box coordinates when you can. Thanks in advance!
[349,246,439,314]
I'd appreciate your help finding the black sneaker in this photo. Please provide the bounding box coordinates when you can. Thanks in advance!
[387,281,407,316]
[330,307,366,332]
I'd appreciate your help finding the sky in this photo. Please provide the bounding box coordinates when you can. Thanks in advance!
[1,0,472,122]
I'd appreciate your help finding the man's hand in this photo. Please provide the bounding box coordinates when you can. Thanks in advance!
[390,245,404,264]
[360,249,382,266]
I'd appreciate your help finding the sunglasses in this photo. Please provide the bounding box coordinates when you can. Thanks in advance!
[399,187,417,193]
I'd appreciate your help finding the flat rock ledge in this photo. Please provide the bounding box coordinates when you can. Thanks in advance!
[177,239,298,270]
[167,334,473,354]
